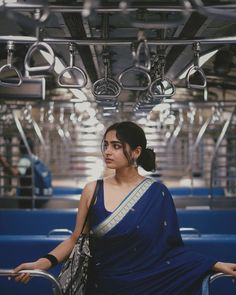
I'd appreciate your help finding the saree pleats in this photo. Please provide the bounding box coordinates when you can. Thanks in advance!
[86,179,216,295]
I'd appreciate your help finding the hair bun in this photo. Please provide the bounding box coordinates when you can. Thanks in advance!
[137,148,156,172]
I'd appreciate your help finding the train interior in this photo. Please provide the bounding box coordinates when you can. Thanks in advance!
[0,0,236,294]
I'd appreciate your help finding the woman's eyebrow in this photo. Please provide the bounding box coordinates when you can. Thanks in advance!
[104,140,122,144]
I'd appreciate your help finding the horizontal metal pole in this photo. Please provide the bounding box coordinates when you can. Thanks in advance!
[0,269,63,295]
[0,36,236,45]
[1,3,236,13]
[0,196,80,200]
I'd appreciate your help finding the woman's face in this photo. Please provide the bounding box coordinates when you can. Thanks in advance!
[102,130,131,170]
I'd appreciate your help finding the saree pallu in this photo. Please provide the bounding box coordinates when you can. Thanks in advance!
[86,178,216,295]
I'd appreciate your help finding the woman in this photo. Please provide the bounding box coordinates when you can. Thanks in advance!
[14,121,236,294]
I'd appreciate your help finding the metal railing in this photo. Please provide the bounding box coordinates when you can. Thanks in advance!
[0,268,63,295]
[202,273,236,295]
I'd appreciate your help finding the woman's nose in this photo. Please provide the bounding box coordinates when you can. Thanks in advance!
[104,145,112,154]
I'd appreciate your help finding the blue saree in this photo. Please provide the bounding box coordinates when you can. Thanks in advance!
[86,178,216,295]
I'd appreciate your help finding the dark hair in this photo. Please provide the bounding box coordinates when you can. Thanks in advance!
[103,121,156,171]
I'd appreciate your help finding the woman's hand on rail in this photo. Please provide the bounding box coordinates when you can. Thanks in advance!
[13,258,51,283]
[212,261,236,277]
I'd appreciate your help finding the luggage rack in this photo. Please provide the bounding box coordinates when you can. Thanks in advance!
[0,268,63,295]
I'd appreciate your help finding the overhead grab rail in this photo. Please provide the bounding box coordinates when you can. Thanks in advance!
[118,32,151,91]
[1,3,236,14]
[0,41,23,87]
[186,42,207,90]
[92,52,121,101]
[128,1,191,29]
[0,268,63,295]
[148,55,176,103]
[24,9,55,73]
[1,36,236,46]
[57,43,87,88]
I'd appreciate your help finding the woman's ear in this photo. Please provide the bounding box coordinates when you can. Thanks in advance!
[133,146,142,159]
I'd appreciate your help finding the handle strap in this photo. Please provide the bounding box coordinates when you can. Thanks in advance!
[81,179,102,233]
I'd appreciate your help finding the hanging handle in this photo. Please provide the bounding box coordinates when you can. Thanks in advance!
[92,54,121,99]
[118,67,151,91]
[149,77,176,99]
[132,37,151,72]
[0,41,23,87]
[24,9,55,73]
[57,43,87,88]
[186,42,207,89]
[186,66,207,89]
[24,41,55,72]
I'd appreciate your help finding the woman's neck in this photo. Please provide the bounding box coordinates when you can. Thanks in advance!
[114,167,143,184]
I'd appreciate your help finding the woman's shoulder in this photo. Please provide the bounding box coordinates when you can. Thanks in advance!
[83,180,100,194]
[146,177,170,193]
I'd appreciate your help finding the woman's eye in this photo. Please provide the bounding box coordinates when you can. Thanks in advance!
[114,144,122,149]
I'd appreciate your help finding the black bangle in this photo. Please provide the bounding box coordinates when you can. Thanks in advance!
[42,254,58,268]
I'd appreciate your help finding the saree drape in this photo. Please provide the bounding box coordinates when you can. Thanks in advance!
[86,178,216,295]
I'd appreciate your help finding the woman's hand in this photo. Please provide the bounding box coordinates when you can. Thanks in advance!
[213,262,236,277]
[13,258,52,284]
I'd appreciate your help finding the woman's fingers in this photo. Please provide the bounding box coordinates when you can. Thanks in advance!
[13,263,26,274]
[14,272,32,283]
[13,262,34,283]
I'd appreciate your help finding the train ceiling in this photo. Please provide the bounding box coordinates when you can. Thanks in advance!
[0,0,236,121]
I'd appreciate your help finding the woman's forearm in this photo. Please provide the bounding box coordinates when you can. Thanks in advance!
[47,236,77,264]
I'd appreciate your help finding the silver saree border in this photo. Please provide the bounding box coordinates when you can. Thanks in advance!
[91,178,155,237]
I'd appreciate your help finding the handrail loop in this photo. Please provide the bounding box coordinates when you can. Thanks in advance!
[57,43,87,88]
[92,53,121,100]
[0,41,23,87]
[0,268,63,295]
[132,30,151,72]
[148,55,176,102]
[24,41,55,73]
[118,66,151,91]
[186,42,207,90]
[118,31,151,91]
[129,1,191,29]
[24,9,55,73]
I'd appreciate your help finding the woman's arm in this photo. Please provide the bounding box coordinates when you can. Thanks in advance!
[212,262,236,277]
[13,180,97,283]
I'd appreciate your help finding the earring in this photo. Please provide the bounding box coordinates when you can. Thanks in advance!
[132,158,138,168]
